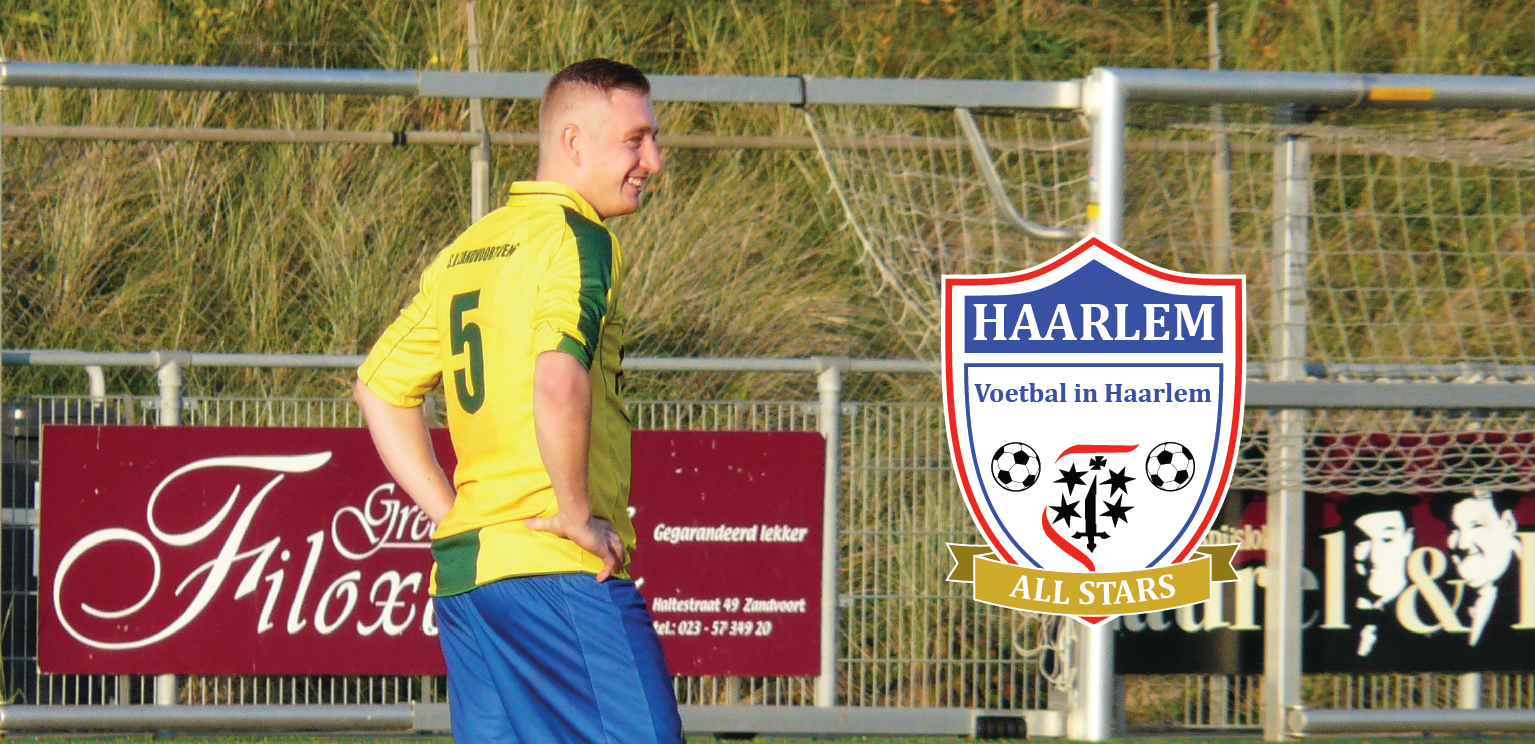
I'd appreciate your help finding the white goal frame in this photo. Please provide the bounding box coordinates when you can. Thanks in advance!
[8,59,1535,741]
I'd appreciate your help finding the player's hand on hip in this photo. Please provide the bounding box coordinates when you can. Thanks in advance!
[524,513,626,582]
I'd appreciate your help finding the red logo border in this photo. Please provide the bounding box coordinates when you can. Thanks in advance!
[942,235,1246,572]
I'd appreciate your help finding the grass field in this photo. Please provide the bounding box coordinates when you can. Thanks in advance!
[0,738,1524,744]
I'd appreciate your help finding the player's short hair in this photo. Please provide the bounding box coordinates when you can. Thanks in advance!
[1431,488,1522,524]
[540,58,651,130]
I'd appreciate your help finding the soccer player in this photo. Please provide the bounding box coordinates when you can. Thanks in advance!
[353,58,681,743]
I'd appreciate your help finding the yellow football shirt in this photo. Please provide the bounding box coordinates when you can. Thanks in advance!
[358,181,631,595]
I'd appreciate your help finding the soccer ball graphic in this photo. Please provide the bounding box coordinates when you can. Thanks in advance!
[991,442,1040,492]
[1146,442,1195,491]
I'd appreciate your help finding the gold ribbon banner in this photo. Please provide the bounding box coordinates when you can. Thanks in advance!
[946,543,1239,616]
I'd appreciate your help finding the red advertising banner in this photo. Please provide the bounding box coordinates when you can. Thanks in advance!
[39,426,822,677]
[628,431,824,677]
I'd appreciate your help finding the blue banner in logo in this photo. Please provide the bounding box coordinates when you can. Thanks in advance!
[963,261,1223,354]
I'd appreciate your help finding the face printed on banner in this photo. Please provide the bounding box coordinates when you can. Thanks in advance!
[1448,494,1520,589]
[1353,510,1413,604]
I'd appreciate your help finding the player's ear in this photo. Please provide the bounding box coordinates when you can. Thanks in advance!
[561,123,582,166]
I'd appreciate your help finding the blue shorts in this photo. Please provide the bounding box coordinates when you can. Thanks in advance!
[435,574,684,744]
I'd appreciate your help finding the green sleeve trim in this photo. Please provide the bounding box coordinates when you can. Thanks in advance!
[556,334,593,369]
[560,207,613,369]
[431,529,482,597]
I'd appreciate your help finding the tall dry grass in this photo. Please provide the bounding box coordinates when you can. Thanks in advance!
[5,0,1535,398]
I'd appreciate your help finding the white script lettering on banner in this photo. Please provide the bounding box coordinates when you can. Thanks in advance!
[52,453,437,651]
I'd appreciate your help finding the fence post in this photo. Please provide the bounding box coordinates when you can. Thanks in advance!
[1207,1,1234,276]
[814,356,847,707]
[1263,117,1311,741]
[154,351,187,706]
[1458,673,1483,710]
[1,69,8,680]
[465,1,491,222]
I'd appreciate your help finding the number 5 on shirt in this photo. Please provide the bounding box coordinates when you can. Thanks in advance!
[451,291,486,413]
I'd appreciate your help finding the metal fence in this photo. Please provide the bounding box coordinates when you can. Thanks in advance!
[7,381,1534,730]
[0,385,1048,712]
[1132,672,1535,730]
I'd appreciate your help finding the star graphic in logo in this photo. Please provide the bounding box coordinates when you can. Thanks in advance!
[1088,455,1107,470]
[1102,496,1134,527]
[1049,494,1081,527]
[1105,466,1135,496]
[1054,463,1087,494]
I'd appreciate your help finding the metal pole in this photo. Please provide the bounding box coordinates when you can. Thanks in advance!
[155,354,184,706]
[1207,3,1234,276]
[4,122,1374,157]
[469,129,490,221]
[0,53,7,708]
[465,2,491,222]
[1289,707,1535,734]
[1105,67,1535,109]
[1205,11,1235,724]
[0,703,417,732]
[1264,127,1310,741]
[156,358,183,427]
[1075,67,1126,742]
[1086,69,1126,242]
[1458,673,1483,710]
[814,357,846,708]
[84,365,105,404]
[1,351,1533,406]
[954,107,1082,242]
[1,53,6,401]
[0,62,1084,109]
[25,60,1535,111]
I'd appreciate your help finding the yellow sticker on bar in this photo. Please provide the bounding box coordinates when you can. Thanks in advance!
[1368,87,1434,102]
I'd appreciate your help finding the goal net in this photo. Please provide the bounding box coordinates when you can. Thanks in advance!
[808,103,1535,496]
[807,102,1535,716]
[804,106,1091,360]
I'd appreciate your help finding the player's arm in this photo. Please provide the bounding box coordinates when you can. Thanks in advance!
[522,350,624,582]
[354,379,456,524]
[356,259,452,524]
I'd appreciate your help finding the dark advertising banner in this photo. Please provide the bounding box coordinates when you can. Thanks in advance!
[1117,435,1535,674]
[39,426,822,677]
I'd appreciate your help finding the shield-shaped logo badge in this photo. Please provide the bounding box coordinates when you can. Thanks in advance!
[943,236,1243,625]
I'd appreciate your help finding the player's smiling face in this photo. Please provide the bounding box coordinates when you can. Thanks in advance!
[576,88,662,219]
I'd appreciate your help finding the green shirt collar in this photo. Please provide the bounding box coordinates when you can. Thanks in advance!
[507,181,603,224]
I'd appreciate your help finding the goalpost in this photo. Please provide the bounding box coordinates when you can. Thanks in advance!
[9,59,1535,741]
[804,67,1535,740]
[803,101,1099,731]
